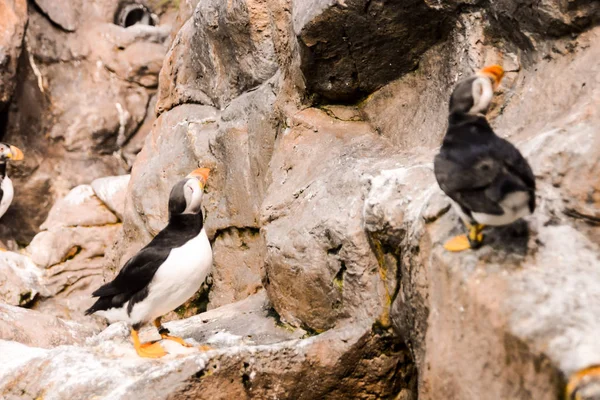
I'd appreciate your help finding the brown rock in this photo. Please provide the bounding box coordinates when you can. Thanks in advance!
[0,303,96,348]
[90,175,131,221]
[32,0,81,32]
[294,0,450,102]
[27,225,120,286]
[362,28,600,400]
[156,0,279,112]
[208,227,264,309]
[0,0,174,243]
[0,293,415,400]
[0,0,27,108]
[0,251,48,307]
[261,108,394,332]
[40,185,118,230]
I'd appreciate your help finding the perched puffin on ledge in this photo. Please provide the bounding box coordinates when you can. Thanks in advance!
[434,65,536,252]
[86,168,212,358]
[0,143,24,227]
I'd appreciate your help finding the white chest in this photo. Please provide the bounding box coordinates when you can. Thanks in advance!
[0,176,14,219]
[129,228,213,323]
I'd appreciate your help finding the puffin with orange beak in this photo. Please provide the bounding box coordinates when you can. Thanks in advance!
[86,168,213,357]
[0,143,25,223]
[434,65,536,251]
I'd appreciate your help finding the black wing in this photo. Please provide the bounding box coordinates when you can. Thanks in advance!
[434,150,505,215]
[435,134,535,215]
[91,246,168,298]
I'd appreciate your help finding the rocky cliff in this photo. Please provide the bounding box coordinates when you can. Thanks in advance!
[0,0,599,399]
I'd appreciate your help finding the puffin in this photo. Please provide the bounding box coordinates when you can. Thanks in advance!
[0,143,24,222]
[434,65,536,252]
[86,168,213,358]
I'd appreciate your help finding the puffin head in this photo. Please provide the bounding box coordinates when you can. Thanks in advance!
[449,64,505,115]
[168,168,210,217]
[0,143,24,162]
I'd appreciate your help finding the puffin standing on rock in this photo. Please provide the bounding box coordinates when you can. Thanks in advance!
[86,168,213,358]
[434,65,536,252]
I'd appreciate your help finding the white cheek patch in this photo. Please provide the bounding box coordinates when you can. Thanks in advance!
[182,180,203,214]
[470,77,493,114]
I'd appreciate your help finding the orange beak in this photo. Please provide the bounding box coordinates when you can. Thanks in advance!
[479,65,505,89]
[187,167,210,187]
[9,145,24,161]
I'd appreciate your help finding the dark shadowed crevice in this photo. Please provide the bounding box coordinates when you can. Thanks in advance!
[114,3,157,28]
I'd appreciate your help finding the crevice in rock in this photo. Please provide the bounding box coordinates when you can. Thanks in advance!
[211,226,261,243]
[333,261,346,291]
[114,3,157,28]
[564,208,600,225]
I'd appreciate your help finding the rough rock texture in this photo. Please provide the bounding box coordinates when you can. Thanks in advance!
[1,0,599,399]
[0,0,27,108]
[361,26,600,400]
[261,108,395,331]
[25,176,129,323]
[109,73,279,310]
[208,227,264,309]
[0,0,176,243]
[0,303,97,348]
[294,0,449,102]
[0,292,415,400]
[156,0,279,112]
[0,251,48,307]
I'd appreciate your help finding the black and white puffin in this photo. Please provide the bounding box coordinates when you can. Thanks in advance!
[0,143,24,222]
[434,65,536,252]
[86,168,212,358]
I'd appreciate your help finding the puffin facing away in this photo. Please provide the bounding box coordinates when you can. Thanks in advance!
[0,143,24,231]
[434,65,536,252]
[86,168,212,358]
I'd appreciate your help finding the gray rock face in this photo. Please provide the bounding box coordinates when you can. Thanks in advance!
[209,227,264,309]
[91,175,131,221]
[261,108,395,331]
[2,0,599,398]
[294,0,449,102]
[25,178,128,322]
[0,252,48,307]
[0,0,27,108]
[362,26,600,400]
[0,303,97,348]
[156,0,279,113]
[0,0,175,243]
[40,185,118,230]
[0,292,414,400]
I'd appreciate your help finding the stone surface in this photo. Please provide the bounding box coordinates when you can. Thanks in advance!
[208,228,264,309]
[261,108,397,332]
[0,0,176,243]
[0,292,415,400]
[294,0,449,102]
[40,185,119,230]
[361,27,600,400]
[0,0,27,108]
[156,0,279,112]
[0,303,97,348]
[32,0,80,31]
[91,175,131,221]
[2,0,600,398]
[0,251,48,307]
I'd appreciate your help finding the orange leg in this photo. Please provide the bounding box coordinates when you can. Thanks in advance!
[154,317,193,347]
[444,224,485,252]
[131,328,167,358]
